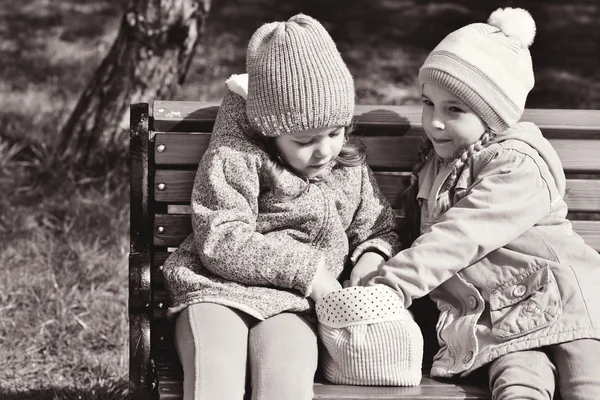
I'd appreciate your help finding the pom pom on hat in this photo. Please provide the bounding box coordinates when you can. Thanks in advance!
[225,73,249,99]
[488,7,536,48]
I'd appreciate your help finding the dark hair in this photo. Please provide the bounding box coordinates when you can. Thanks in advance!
[257,124,366,201]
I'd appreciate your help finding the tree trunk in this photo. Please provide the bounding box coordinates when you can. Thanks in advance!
[57,0,211,167]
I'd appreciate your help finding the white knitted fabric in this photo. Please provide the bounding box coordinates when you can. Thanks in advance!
[419,7,536,133]
[316,285,423,386]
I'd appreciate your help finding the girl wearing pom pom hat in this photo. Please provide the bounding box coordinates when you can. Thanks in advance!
[364,7,600,399]
[162,13,401,400]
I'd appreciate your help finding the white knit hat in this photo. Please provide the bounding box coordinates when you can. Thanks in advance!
[419,7,536,133]
[316,285,423,386]
[245,14,355,137]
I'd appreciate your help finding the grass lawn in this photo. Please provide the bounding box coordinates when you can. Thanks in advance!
[0,0,598,398]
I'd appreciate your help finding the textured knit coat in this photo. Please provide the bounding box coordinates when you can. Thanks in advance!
[370,122,600,377]
[163,90,401,320]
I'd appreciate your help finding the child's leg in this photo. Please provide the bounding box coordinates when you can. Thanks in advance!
[550,339,600,400]
[488,349,556,400]
[174,303,253,400]
[248,313,318,400]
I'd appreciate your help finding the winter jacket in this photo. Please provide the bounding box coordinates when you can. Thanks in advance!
[162,89,401,320]
[369,122,600,377]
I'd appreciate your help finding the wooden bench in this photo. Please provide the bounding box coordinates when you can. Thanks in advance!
[129,101,600,399]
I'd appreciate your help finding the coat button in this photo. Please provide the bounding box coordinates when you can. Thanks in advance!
[513,285,527,297]
[468,295,478,309]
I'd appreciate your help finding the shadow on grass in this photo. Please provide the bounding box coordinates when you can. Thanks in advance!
[3,383,129,400]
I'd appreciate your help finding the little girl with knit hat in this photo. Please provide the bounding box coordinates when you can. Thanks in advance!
[162,14,402,399]
[363,7,600,399]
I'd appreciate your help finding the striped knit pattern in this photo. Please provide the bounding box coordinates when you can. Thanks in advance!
[245,14,355,136]
[419,20,535,133]
[316,286,423,386]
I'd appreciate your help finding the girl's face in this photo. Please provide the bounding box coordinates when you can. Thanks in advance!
[275,126,345,178]
[421,83,487,160]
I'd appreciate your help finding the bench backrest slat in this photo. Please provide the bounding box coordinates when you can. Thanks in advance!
[153,133,600,173]
[153,102,600,139]
[153,169,600,213]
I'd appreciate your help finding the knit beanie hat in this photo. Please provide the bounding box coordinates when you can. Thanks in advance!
[245,14,355,137]
[316,285,423,386]
[419,7,537,133]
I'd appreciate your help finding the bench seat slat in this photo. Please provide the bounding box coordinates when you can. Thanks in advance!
[154,133,600,173]
[155,171,600,213]
[151,349,489,400]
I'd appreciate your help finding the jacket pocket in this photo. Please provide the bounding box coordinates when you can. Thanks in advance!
[489,264,562,340]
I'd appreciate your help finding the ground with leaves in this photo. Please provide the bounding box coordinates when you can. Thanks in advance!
[0,0,598,398]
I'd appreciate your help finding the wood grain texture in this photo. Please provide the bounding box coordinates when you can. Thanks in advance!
[129,103,153,400]
[153,133,600,173]
[153,170,600,213]
[152,213,600,251]
[150,346,490,400]
[153,101,600,139]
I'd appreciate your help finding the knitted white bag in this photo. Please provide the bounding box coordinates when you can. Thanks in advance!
[316,285,424,386]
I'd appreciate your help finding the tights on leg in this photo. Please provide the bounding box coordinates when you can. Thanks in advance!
[488,349,556,400]
[550,339,600,400]
[248,313,318,400]
[175,303,252,400]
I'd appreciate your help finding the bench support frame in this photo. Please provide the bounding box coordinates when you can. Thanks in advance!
[129,103,155,399]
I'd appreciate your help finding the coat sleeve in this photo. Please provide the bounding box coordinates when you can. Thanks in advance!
[188,91,323,296]
[347,164,402,263]
[368,147,552,308]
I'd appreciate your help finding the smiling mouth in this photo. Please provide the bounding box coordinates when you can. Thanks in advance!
[432,137,452,144]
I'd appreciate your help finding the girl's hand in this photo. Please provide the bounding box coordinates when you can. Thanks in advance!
[309,267,342,303]
[345,251,385,287]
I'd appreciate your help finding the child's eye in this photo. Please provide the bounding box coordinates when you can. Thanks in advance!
[329,129,343,138]
[448,106,464,113]
[295,140,314,147]
[422,99,434,107]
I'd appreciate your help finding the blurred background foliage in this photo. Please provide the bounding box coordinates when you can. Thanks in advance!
[0,0,598,397]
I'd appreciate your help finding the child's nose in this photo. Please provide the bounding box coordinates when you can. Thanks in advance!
[432,119,445,130]
[314,144,331,158]
[431,109,445,129]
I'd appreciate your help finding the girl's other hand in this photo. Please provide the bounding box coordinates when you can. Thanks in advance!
[309,267,342,303]
[345,252,385,287]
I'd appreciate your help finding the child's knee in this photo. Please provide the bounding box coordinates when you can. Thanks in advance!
[489,351,555,400]
[248,314,318,399]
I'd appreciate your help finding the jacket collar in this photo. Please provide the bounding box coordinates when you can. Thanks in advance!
[417,156,453,217]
